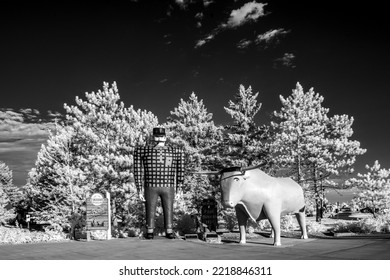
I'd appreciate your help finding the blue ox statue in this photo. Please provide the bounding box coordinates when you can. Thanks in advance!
[195,165,308,246]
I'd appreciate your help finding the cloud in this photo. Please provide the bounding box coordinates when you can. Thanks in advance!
[274,53,296,68]
[255,28,290,47]
[236,28,290,50]
[195,12,203,20]
[237,39,252,49]
[175,0,192,10]
[195,12,204,28]
[47,110,63,119]
[203,0,214,7]
[0,108,60,139]
[225,1,267,28]
[176,0,213,9]
[195,33,216,48]
[195,39,206,48]
[195,1,268,48]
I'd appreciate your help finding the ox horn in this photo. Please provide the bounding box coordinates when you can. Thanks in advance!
[192,170,221,176]
[241,162,268,172]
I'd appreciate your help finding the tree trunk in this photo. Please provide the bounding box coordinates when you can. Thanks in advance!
[320,183,324,219]
[297,154,302,185]
[111,196,118,233]
[313,168,321,222]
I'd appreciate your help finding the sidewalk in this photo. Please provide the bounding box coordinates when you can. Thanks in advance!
[1,234,389,260]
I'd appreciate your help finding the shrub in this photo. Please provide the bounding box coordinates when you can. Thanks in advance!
[332,220,360,233]
[255,215,296,232]
[220,209,237,231]
[175,214,197,235]
[306,220,328,233]
[281,215,296,231]
[331,214,390,234]
[90,230,107,240]
[257,219,271,231]
[126,227,140,237]
[0,226,69,245]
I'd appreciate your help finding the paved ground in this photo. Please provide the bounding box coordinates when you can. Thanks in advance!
[1,234,390,260]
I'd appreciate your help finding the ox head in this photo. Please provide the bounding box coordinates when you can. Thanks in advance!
[219,166,251,209]
[193,165,258,209]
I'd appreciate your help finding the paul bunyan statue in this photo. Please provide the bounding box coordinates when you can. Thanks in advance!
[133,127,184,239]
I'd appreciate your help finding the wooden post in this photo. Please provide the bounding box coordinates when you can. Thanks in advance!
[106,191,111,240]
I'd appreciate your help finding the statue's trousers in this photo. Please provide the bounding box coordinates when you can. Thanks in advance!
[145,187,175,230]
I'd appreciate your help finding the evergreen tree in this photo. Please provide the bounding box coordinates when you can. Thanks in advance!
[348,161,390,217]
[26,82,158,231]
[325,114,366,177]
[26,127,86,230]
[165,92,223,215]
[0,161,15,225]
[271,82,365,221]
[223,84,270,168]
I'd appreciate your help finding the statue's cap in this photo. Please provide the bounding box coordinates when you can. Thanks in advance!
[153,127,166,136]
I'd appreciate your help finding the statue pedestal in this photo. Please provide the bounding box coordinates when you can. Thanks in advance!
[184,233,199,240]
[203,232,221,243]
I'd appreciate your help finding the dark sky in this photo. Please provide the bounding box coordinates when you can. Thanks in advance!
[1,0,390,194]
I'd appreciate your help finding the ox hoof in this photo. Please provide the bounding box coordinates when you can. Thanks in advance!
[301,235,308,240]
[273,242,282,246]
[239,240,246,244]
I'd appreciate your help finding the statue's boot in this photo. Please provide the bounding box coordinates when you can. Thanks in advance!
[166,229,175,239]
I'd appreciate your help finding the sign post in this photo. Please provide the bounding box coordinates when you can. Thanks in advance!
[86,192,111,241]
[106,191,111,240]
[26,214,30,230]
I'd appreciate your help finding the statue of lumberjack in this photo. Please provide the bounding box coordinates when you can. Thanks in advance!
[133,127,184,239]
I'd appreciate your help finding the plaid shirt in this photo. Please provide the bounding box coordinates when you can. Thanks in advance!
[133,145,184,192]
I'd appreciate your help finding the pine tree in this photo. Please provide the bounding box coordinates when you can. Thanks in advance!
[0,161,16,225]
[223,84,270,168]
[348,161,390,217]
[165,92,223,215]
[26,82,158,231]
[26,127,86,230]
[271,82,365,221]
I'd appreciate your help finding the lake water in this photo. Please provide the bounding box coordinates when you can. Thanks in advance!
[325,188,357,204]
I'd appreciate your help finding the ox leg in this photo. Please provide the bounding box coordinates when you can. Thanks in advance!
[269,227,274,239]
[265,209,281,246]
[295,212,308,239]
[235,206,248,244]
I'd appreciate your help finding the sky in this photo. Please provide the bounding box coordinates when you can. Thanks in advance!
[1,0,389,203]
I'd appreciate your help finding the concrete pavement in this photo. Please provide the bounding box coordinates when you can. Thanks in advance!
[1,234,390,260]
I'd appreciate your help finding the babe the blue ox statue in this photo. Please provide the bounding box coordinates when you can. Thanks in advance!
[195,166,308,246]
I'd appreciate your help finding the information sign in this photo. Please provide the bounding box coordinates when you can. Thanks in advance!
[201,198,218,232]
[86,193,109,230]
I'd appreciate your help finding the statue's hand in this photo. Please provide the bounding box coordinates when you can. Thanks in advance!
[138,193,146,202]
